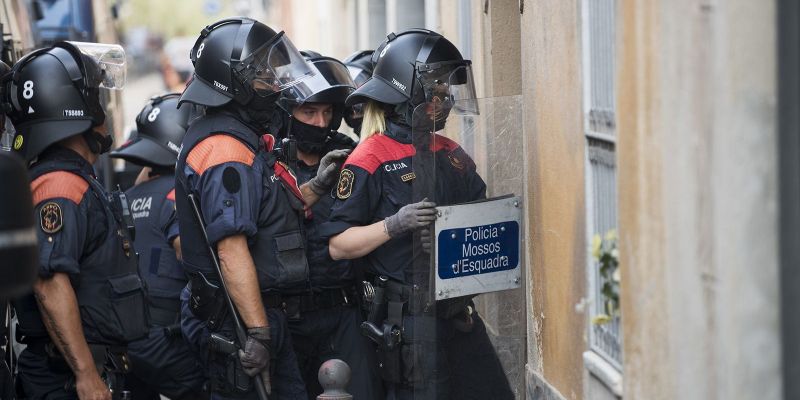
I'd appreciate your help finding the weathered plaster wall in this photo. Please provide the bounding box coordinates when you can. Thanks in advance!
[521,1,588,399]
[617,1,782,399]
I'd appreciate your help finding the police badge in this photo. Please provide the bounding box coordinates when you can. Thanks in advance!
[40,202,63,234]
[337,169,355,200]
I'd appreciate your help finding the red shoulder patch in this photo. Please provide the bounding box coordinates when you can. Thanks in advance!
[431,134,461,152]
[344,134,415,174]
[31,171,89,206]
[187,135,255,176]
[166,188,176,201]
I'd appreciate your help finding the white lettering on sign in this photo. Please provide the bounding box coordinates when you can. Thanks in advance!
[452,226,507,275]
[131,196,152,219]
[451,254,510,275]
[384,162,408,172]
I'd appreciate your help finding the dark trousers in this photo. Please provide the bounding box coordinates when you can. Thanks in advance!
[288,304,382,400]
[126,325,207,399]
[385,311,515,400]
[180,287,307,400]
[16,346,76,400]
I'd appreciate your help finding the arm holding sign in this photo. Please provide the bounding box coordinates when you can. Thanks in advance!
[330,199,437,260]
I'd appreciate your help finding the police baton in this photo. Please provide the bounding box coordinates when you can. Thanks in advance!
[187,193,271,400]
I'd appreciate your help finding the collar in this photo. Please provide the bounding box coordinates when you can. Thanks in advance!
[385,119,413,144]
[35,146,96,178]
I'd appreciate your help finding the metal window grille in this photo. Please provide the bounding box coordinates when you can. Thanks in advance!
[583,0,622,370]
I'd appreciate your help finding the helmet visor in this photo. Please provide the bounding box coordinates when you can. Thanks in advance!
[283,59,355,103]
[417,61,478,115]
[66,41,126,90]
[247,34,314,97]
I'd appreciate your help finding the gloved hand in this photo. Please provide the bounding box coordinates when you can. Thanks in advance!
[420,228,432,254]
[309,149,352,195]
[238,326,272,394]
[384,198,437,238]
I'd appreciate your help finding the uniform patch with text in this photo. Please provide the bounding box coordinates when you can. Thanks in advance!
[337,169,355,200]
[40,202,63,234]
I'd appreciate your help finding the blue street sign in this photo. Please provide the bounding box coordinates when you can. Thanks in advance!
[437,221,520,280]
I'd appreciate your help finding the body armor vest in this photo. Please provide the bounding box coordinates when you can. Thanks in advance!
[126,175,185,326]
[292,132,356,290]
[16,154,149,345]
[175,111,310,293]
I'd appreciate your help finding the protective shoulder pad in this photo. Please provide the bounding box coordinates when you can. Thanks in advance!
[431,134,462,153]
[344,134,414,174]
[187,134,256,175]
[31,171,89,206]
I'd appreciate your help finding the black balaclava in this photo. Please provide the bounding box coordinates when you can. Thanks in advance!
[290,117,330,154]
[241,91,282,131]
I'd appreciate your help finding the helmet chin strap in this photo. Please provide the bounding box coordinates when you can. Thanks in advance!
[82,129,113,154]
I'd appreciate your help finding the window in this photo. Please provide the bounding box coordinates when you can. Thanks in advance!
[583,0,622,371]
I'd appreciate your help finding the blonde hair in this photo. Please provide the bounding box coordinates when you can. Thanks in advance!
[358,100,386,141]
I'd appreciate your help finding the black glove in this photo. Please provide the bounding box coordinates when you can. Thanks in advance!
[238,326,272,394]
[309,149,351,195]
[385,198,437,238]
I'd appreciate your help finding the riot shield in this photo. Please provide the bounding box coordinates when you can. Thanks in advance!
[405,93,524,398]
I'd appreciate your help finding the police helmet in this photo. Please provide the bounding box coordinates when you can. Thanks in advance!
[179,17,314,108]
[345,29,477,115]
[343,50,374,88]
[279,52,356,131]
[0,41,126,161]
[110,93,190,168]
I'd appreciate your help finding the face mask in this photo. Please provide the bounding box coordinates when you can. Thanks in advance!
[82,129,113,154]
[243,91,281,130]
[290,118,329,154]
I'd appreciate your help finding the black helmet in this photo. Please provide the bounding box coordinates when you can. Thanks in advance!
[111,93,190,168]
[279,52,355,130]
[272,52,355,153]
[342,50,373,131]
[345,29,477,115]
[179,17,314,108]
[1,41,126,161]
[343,50,374,88]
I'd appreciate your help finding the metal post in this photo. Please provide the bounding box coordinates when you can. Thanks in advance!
[316,359,352,400]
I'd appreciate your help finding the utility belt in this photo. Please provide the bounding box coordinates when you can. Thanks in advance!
[187,272,284,332]
[358,275,476,386]
[26,341,131,398]
[283,285,357,320]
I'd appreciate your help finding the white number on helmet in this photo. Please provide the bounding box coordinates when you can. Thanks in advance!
[147,107,161,122]
[196,43,205,59]
[22,80,34,100]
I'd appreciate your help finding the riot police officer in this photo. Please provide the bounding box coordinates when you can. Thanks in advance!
[1,41,149,400]
[272,51,381,400]
[0,58,39,400]
[321,29,515,399]
[342,50,373,135]
[109,93,206,400]
[175,18,347,400]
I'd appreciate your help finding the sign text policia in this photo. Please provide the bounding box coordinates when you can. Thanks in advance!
[438,221,520,279]
[433,195,522,300]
